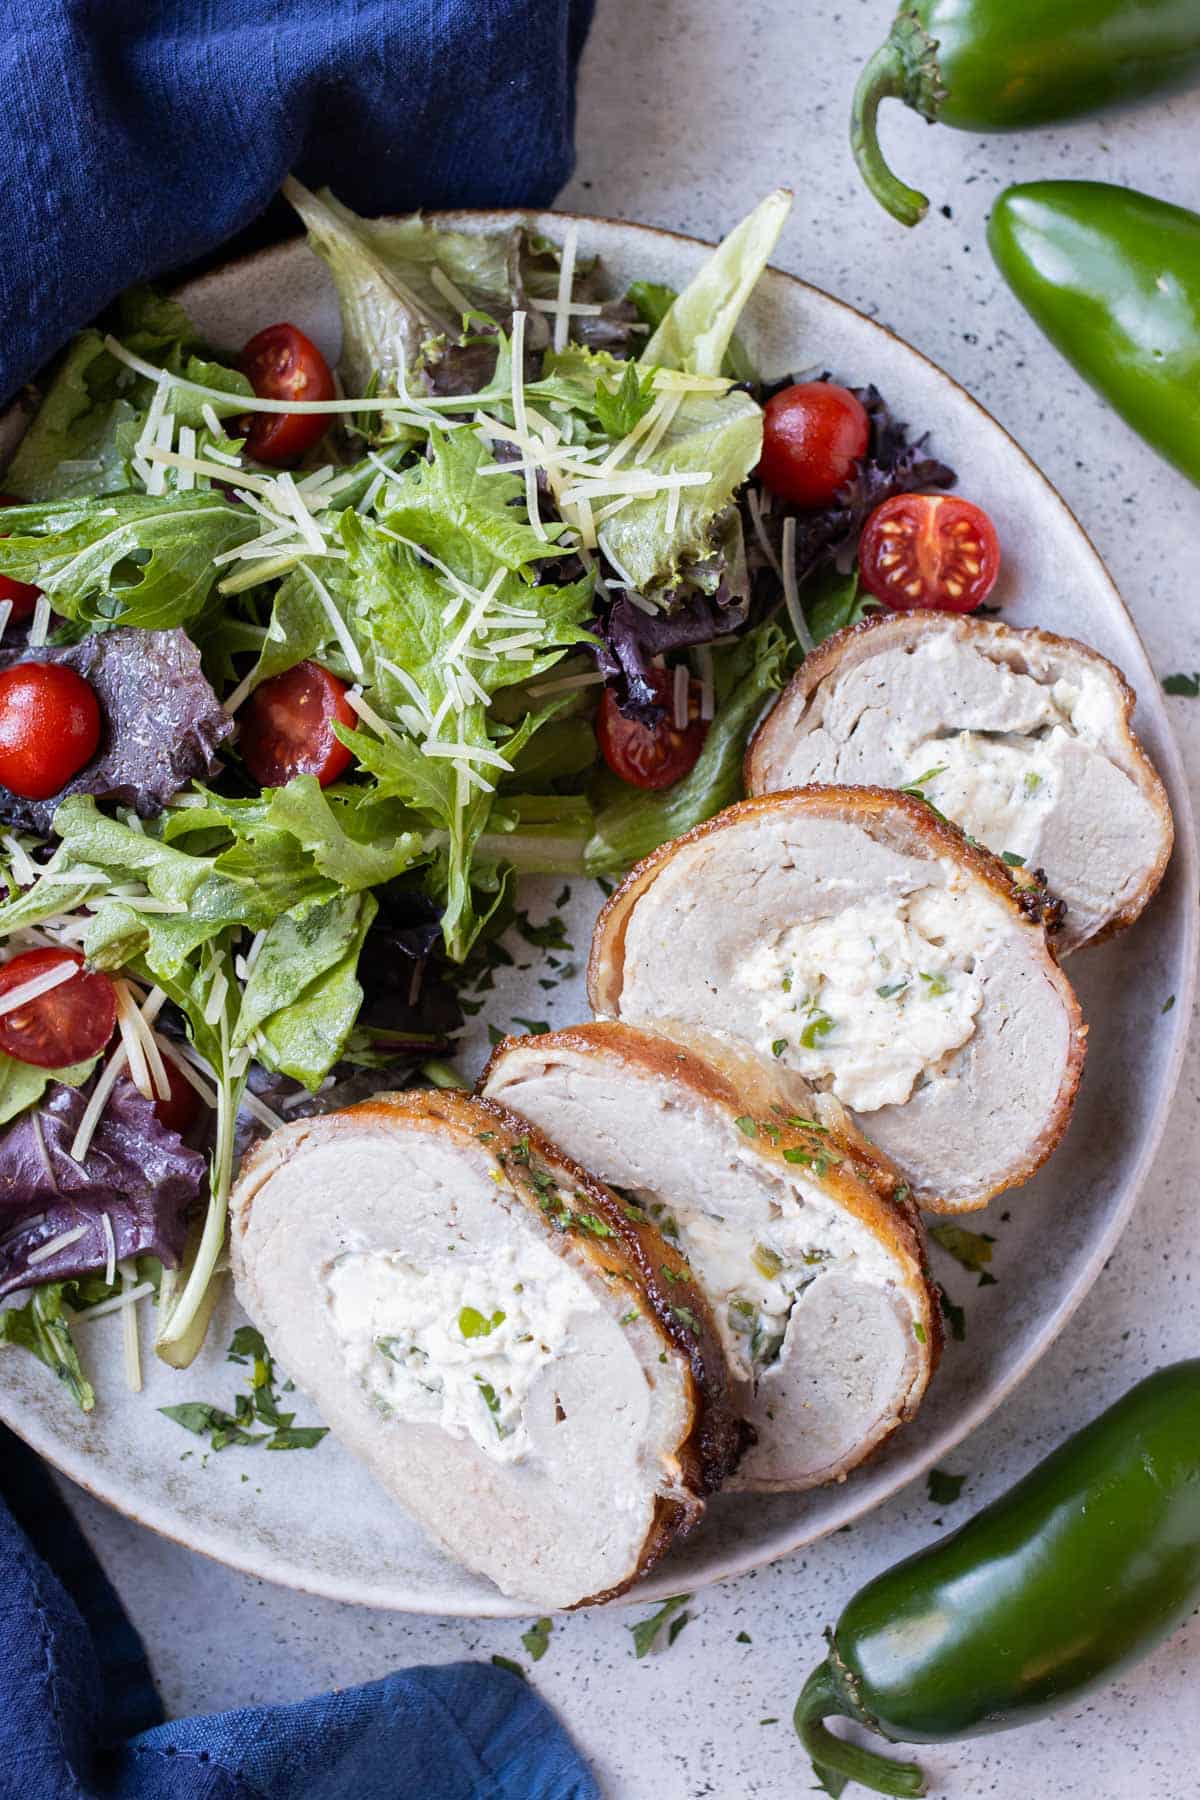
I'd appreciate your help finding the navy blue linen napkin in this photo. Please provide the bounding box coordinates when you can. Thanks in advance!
[0,0,595,404]
[0,1426,600,1800]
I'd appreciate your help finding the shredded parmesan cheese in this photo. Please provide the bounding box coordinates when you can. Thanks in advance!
[552,222,579,355]
[120,1258,142,1392]
[27,1223,88,1267]
[0,959,78,1016]
[673,661,690,729]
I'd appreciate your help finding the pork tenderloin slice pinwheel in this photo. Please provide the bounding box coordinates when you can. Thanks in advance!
[745,612,1172,952]
[231,1089,745,1610]
[588,787,1087,1213]
[483,1022,940,1491]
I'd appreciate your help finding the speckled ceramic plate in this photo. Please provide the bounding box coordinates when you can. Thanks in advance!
[0,213,1195,1617]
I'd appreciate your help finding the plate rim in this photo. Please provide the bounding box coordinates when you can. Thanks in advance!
[3,206,1197,1617]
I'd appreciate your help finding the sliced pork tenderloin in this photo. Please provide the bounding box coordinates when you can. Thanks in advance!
[745,612,1173,952]
[588,788,1087,1213]
[231,1089,745,1610]
[483,1022,940,1492]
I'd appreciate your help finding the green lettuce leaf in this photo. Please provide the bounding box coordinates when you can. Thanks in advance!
[585,622,789,875]
[598,387,763,599]
[284,179,457,393]
[0,492,258,631]
[0,1052,97,1127]
[235,892,377,1086]
[374,427,564,576]
[640,189,791,376]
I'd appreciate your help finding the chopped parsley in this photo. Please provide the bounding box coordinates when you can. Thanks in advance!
[671,1305,701,1333]
[912,1321,927,1345]
[1163,671,1200,697]
[514,910,572,951]
[512,1016,551,1036]
[474,1376,501,1415]
[491,1655,527,1681]
[629,1592,692,1658]
[734,1115,758,1137]
[1000,850,1026,867]
[458,1306,505,1339]
[1163,994,1176,1014]
[938,1284,966,1342]
[620,1308,640,1326]
[160,1327,329,1453]
[1023,770,1043,795]
[771,1037,788,1058]
[736,1630,752,1644]
[919,970,949,998]
[799,1010,835,1049]
[876,979,909,999]
[927,1468,966,1506]
[521,1616,553,1662]
[931,1222,995,1282]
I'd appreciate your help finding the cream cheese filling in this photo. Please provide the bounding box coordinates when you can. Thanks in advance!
[734,886,994,1111]
[324,1239,585,1464]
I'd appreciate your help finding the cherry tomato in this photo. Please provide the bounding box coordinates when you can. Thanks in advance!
[596,667,709,791]
[239,660,355,789]
[858,494,1001,613]
[152,1058,201,1137]
[0,494,44,622]
[0,947,116,1069]
[759,382,871,509]
[0,662,102,800]
[238,324,336,467]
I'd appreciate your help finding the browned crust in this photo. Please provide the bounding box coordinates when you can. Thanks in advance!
[232,1086,746,1608]
[586,786,1088,1213]
[481,1020,942,1480]
[744,610,1174,949]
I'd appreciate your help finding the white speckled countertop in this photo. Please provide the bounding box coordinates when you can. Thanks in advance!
[57,3,1200,1794]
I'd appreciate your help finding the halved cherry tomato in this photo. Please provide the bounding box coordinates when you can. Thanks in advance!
[152,1058,201,1137]
[858,494,1001,613]
[596,667,709,791]
[239,660,354,789]
[0,947,116,1069]
[0,494,44,622]
[238,324,336,467]
[759,382,871,509]
[0,663,102,800]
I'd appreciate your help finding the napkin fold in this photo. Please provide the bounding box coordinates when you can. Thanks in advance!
[0,0,596,402]
[0,1425,600,1800]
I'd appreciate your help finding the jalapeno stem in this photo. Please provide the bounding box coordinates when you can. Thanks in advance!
[794,1662,927,1797]
[850,10,946,228]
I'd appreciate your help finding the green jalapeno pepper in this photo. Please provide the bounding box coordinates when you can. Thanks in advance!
[988,181,1200,487]
[795,1361,1200,1796]
[851,1,1200,225]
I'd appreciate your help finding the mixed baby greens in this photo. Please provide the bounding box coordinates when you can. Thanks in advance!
[0,182,950,1411]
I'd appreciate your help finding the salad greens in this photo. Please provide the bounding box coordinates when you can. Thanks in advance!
[0,179,951,1409]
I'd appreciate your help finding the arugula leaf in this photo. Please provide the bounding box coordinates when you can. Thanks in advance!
[628,1592,692,1658]
[0,492,258,632]
[586,622,788,875]
[640,189,790,376]
[0,1284,94,1413]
